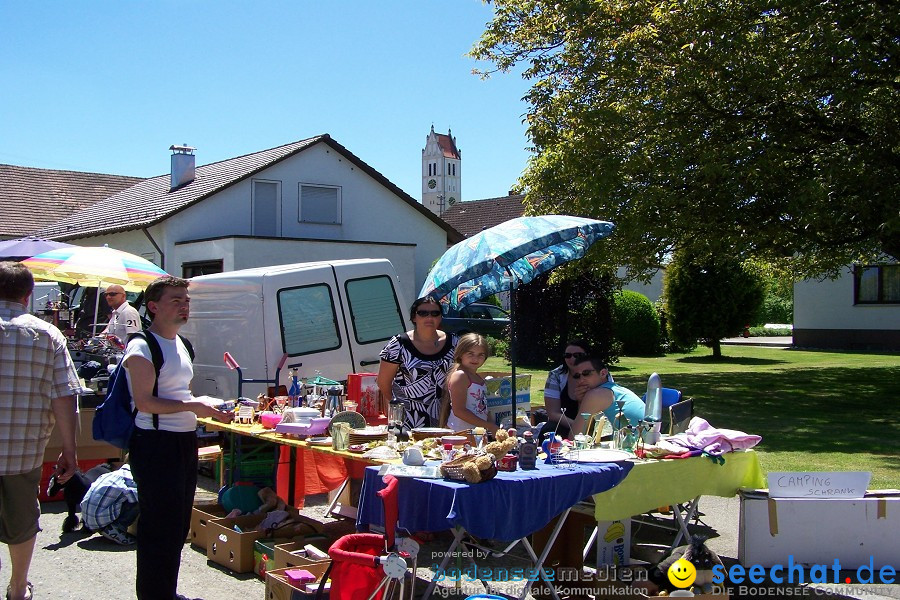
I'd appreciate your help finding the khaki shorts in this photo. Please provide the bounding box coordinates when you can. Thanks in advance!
[0,467,42,544]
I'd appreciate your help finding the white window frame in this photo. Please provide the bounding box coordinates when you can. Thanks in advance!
[298,183,342,224]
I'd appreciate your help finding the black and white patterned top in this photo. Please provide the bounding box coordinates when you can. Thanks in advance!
[379,331,458,430]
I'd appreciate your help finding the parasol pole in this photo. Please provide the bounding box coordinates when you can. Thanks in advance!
[505,266,518,428]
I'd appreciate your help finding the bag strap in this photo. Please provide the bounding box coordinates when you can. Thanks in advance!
[126,331,165,429]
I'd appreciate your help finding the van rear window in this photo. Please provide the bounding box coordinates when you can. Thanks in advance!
[277,284,341,355]
[345,275,404,344]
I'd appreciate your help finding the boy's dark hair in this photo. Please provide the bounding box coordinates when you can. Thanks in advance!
[573,355,607,375]
[0,261,35,302]
[143,275,188,320]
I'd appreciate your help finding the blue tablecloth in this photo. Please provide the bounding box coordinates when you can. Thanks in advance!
[357,460,633,542]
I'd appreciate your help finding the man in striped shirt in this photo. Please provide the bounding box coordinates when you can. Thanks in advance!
[1,261,81,600]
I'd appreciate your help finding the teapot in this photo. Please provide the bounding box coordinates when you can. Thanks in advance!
[402,446,426,466]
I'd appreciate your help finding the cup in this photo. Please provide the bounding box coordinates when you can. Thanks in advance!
[344,401,358,412]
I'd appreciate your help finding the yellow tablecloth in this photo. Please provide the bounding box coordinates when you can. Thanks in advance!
[593,449,765,521]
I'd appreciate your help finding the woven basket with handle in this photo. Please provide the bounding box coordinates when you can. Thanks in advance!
[439,453,498,483]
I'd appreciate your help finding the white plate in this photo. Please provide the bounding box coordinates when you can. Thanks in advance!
[307,437,333,446]
[566,448,633,463]
[411,427,454,435]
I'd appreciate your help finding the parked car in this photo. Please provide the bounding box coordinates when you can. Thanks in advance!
[440,303,510,338]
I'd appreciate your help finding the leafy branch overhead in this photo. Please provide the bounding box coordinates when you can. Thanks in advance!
[472,0,899,279]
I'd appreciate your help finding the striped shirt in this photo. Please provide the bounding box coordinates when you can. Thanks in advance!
[81,464,138,530]
[0,299,82,475]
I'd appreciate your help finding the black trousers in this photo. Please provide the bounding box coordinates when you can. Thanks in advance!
[129,428,198,600]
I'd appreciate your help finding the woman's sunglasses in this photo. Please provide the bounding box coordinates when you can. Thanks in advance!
[563,352,586,359]
[569,368,596,380]
[415,309,442,317]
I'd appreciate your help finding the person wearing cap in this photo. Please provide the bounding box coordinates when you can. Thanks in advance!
[101,284,141,343]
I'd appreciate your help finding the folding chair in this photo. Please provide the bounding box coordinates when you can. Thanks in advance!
[322,475,419,600]
[642,387,683,432]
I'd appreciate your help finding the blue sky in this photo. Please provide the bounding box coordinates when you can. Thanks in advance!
[0,1,532,202]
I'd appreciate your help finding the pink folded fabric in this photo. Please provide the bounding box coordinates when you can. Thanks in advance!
[668,417,761,455]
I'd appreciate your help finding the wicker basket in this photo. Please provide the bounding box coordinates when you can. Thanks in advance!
[439,453,498,484]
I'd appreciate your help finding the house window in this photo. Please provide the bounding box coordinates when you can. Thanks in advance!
[277,284,341,355]
[854,264,900,304]
[252,180,280,236]
[182,260,223,278]
[299,184,341,224]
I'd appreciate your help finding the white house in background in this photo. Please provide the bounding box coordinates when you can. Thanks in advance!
[36,135,463,303]
[793,261,900,351]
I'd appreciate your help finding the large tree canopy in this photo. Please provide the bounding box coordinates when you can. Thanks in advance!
[472,0,899,279]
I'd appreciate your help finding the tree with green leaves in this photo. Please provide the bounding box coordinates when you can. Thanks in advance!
[472,0,899,280]
[664,250,765,358]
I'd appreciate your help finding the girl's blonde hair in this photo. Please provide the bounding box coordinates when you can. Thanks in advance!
[439,333,490,427]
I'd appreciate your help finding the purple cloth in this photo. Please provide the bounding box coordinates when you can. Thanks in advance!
[357,460,632,541]
[668,417,761,455]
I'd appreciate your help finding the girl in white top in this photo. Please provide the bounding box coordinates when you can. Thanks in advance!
[444,333,499,434]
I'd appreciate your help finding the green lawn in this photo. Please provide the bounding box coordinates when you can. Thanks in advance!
[483,346,900,488]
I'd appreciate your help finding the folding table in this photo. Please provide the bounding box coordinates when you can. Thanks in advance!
[357,460,633,600]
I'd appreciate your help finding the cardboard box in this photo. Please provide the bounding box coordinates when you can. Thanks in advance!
[739,489,900,568]
[265,564,331,600]
[189,503,228,550]
[207,514,269,573]
[255,537,300,578]
[596,518,632,566]
[44,407,121,463]
[274,541,331,569]
[482,372,531,426]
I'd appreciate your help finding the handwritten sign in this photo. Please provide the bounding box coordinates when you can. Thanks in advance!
[767,471,870,499]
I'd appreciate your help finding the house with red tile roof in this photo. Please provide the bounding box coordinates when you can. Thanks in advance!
[34,134,462,303]
[0,164,143,239]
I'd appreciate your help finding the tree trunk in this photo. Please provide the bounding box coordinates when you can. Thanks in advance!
[711,339,722,359]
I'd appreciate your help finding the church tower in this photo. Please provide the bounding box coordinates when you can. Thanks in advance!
[422,125,461,217]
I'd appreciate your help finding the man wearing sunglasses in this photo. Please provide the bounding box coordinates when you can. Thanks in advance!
[101,284,142,343]
[568,356,644,437]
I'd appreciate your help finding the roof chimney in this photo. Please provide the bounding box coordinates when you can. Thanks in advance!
[169,144,195,191]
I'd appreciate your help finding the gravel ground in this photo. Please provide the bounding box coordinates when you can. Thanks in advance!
[2,474,896,600]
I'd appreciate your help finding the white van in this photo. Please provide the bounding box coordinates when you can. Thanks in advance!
[182,259,410,399]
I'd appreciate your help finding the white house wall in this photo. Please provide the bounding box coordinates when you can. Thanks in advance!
[793,266,900,350]
[173,237,416,304]
[160,143,445,301]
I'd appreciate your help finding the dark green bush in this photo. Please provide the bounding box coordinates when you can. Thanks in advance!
[612,290,661,355]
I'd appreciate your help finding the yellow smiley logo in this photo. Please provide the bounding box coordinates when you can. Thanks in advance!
[667,558,697,589]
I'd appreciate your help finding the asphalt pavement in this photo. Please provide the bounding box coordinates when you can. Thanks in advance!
[5,474,898,600]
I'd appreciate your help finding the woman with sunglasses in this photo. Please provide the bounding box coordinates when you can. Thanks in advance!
[377,296,458,431]
[569,356,645,436]
[542,339,591,439]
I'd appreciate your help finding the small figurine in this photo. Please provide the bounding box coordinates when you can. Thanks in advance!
[518,431,537,469]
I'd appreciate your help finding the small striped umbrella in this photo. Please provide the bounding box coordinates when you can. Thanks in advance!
[23,245,168,292]
[23,246,169,335]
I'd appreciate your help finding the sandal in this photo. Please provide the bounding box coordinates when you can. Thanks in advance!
[6,582,33,600]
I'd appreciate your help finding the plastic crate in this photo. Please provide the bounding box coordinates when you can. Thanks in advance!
[38,458,109,503]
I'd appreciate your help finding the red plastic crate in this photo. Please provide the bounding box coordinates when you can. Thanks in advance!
[38,458,109,503]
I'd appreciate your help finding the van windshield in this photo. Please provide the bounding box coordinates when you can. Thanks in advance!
[345,275,404,344]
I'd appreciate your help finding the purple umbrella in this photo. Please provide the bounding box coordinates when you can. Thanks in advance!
[0,236,75,261]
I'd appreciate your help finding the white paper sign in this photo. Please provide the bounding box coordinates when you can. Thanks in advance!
[767,471,871,498]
